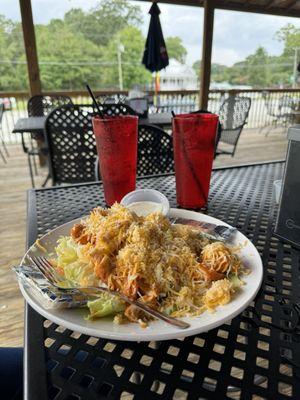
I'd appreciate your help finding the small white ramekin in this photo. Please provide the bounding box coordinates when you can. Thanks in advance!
[120,189,170,216]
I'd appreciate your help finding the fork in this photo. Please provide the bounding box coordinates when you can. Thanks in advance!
[169,217,237,242]
[28,255,190,329]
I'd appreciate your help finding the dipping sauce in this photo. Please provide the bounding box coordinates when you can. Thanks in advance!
[127,201,164,216]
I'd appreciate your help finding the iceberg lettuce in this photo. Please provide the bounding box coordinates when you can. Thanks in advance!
[55,237,79,267]
[87,293,125,319]
[55,236,95,286]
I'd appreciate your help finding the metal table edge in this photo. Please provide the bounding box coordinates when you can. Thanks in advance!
[24,189,48,400]
[29,160,285,195]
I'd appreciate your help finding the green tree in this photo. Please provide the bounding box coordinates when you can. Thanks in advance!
[0,15,28,90]
[35,20,103,90]
[102,26,151,89]
[245,47,270,87]
[192,60,230,83]
[165,36,187,63]
[64,0,142,46]
[274,24,300,85]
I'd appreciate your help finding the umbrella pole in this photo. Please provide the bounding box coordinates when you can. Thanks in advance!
[154,71,160,109]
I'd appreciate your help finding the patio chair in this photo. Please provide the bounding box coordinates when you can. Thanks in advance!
[137,124,174,176]
[24,95,73,187]
[94,124,174,180]
[45,104,97,185]
[0,104,9,163]
[261,92,294,135]
[27,95,73,117]
[96,94,128,105]
[97,101,137,116]
[216,96,251,157]
[127,97,149,117]
[45,103,137,185]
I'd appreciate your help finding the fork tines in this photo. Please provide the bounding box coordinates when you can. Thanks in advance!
[28,255,61,285]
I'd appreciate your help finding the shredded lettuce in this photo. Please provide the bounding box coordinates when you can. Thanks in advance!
[87,293,125,320]
[55,237,125,319]
[55,237,79,267]
[55,236,95,286]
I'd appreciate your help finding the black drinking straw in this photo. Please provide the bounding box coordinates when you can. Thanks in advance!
[86,83,104,118]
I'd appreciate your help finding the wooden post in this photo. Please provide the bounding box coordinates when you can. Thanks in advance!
[199,0,215,109]
[19,0,42,96]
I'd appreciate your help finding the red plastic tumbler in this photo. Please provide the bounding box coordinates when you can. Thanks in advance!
[92,115,138,205]
[172,113,219,209]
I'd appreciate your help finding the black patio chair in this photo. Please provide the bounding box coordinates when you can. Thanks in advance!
[127,97,149,117]
[261,92,295,135]
[45,104,97,185]
[94,124,174,180]
[0,104,9,163]
[96,94,128,106]
[27,95,73,117]
[24,95,73,187]
[217,96,251,157]
[96,101,137,116]
[45,103,138,185]
[137,124,174,176]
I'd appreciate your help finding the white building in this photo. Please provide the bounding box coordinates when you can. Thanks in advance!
[159,59,198,90]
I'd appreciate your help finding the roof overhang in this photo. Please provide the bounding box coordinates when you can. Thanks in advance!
[135,0,300,19]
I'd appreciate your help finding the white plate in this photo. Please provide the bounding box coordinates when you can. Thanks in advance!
[20,208,263,342]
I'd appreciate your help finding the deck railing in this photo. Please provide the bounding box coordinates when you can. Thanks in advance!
[2,88,300,144]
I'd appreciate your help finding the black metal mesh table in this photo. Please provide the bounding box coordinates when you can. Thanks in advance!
[25,161,300,400]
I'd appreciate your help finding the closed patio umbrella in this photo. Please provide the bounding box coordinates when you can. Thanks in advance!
[142,2,169,96]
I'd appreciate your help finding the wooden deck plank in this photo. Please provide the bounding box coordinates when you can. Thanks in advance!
[0,127,288,347]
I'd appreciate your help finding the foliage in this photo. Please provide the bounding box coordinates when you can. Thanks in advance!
[192,24,300,88]
[165,36,187,63]
[36,20,103,90]
[64,0,142,47]
[0,16,28,90]
[102,26,152,89]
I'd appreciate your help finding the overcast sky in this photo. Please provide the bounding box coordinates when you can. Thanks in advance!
[3,0,300,66]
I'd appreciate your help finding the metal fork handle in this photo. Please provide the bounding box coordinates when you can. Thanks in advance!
[28,256,190,329]
[60,286,190,329]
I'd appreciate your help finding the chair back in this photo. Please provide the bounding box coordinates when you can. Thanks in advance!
[27,95,73,117]
[219,96,251,131]
[138,124,174,176]
[262,90,279,117]
[98,103,137,116]
[128,98,149,117]
[96,94,127,105]
[217,96,251,150]
[45,104,98,184]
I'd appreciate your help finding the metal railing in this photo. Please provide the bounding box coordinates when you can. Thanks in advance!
[2,88,300,144]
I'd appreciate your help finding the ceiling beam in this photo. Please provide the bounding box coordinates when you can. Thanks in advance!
[216,1,300,18]
[287,0,299,11]
[135,0,300,18]
[265,0,277,9]
[267,0,297,9]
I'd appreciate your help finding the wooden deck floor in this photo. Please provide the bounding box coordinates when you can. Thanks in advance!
[0,127,288,347]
